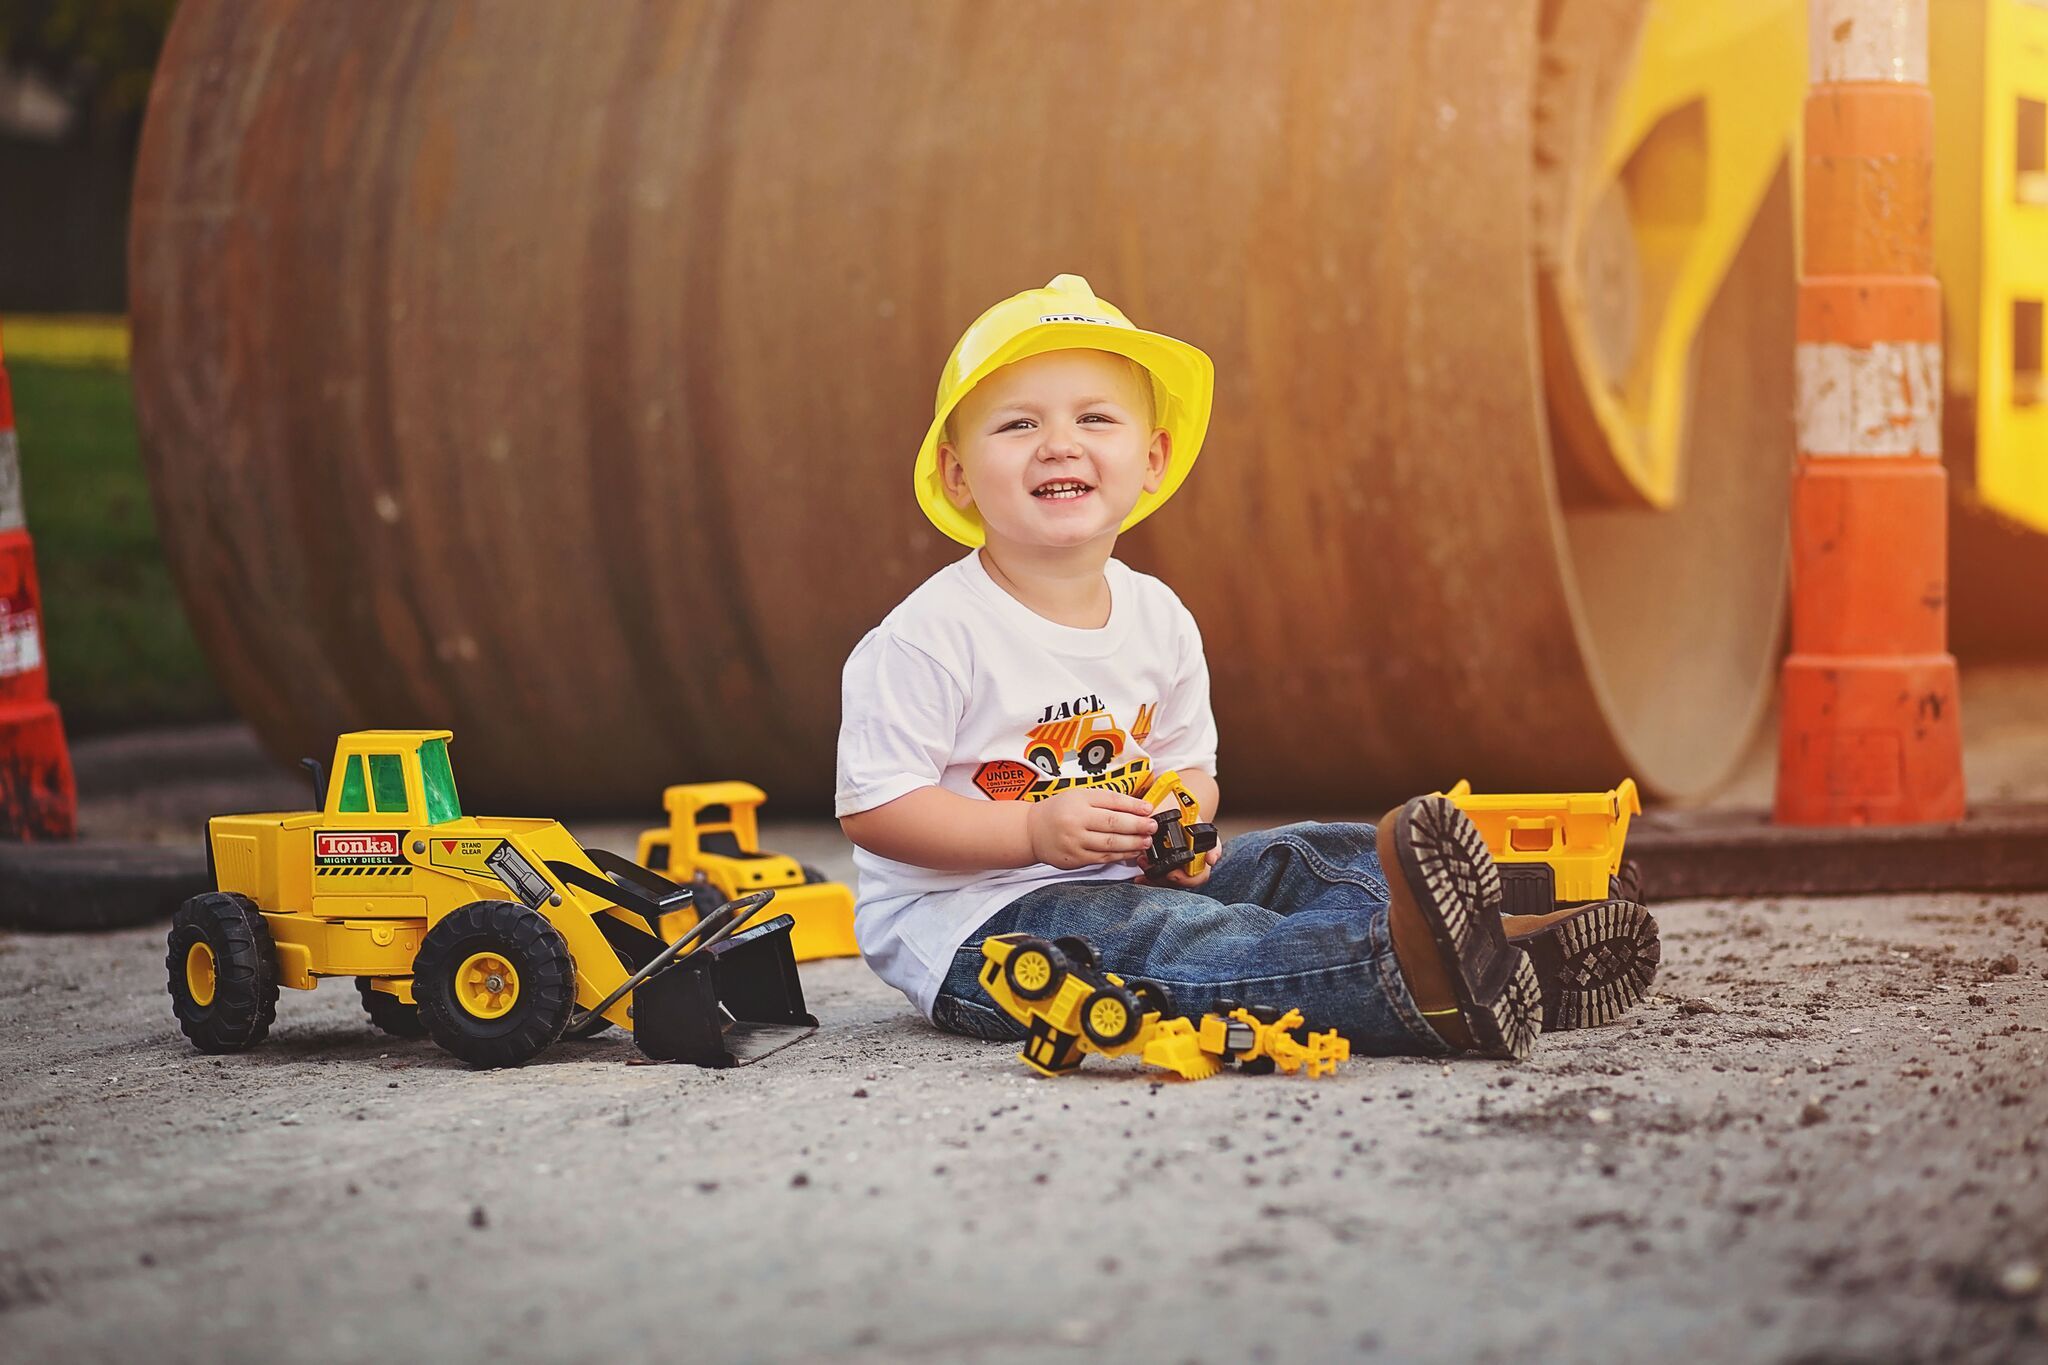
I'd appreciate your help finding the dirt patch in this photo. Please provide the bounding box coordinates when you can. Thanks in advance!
[3,884,2046,1362]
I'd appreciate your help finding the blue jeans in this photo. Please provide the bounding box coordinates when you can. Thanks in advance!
[930,821,1451,1057]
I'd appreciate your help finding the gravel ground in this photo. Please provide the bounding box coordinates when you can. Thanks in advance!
[4,875,2045,1364]
[6,665,2046,1362]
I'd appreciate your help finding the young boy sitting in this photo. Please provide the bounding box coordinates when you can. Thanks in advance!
[835,275,1653,1061]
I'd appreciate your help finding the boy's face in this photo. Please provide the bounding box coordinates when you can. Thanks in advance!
[937,349,1171,554]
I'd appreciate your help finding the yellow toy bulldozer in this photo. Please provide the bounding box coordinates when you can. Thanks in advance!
[978,934,1348,1082]
[167,731,815,1069]
[635,781,857,962]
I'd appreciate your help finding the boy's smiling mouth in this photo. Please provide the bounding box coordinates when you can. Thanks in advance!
[1032,479,1094,500]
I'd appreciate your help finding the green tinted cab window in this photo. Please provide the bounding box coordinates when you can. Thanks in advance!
[419,739,462,824]
[337,755,368,813]
[369,754,410,813]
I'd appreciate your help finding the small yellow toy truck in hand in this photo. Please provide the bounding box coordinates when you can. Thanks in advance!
[1139,770,1218,881]
[636,781,858,962]
[978,933,1347,1081]
[167,731,816,1069]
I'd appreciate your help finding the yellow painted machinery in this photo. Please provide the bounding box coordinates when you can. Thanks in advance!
[1931,0,2048,655]
[1934,0,2048,536]
[168,731,815,1068]
[1444,778,1643,915]
[979,934,1348,1082]
[635,781,857,962]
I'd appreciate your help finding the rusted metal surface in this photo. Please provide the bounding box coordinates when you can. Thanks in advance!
[129,0,1794,810]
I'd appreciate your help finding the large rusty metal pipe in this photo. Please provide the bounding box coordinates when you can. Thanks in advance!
[130,0,1793,810]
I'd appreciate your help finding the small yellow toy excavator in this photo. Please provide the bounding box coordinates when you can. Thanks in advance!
[978,933,1348,1082]
[1138,770,1218,882]
[635,781,858,962]
[167,731,815,1069]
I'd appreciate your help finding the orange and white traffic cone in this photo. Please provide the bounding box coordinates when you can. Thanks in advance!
[0,326,78,839]
[1775,0,1966,826]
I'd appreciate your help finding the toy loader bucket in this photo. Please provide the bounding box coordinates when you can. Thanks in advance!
[631,911,818,1068]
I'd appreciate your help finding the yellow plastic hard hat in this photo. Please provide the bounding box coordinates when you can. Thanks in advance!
[913,274,1214,547]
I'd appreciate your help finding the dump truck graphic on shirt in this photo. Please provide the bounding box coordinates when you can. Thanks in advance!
[1024,707,1127,776]
[975,699,1160,802]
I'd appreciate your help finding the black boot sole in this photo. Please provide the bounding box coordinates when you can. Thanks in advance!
[1509,899,1661,1031]
[1383,796,1542,1061]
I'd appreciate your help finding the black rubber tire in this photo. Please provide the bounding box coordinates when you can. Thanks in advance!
[1003,937,1067,1002]
[1128,976,1175,1017]
[412,901,575,1068]
[1080,985,1144,1048]
[690,877,729,916]
[166,892,280,1053]
[355,977,428,1039]
[1052,935,1100,971]
[1026,746,1060,776]
[1611,858,1645,905]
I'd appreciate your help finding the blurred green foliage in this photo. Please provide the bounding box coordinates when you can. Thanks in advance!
[0,0,178,130]
[8,359,226,732]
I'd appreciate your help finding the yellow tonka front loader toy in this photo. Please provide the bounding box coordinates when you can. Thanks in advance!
[1442,778,1644,914]
[978,934,1347,1082]
[1138,770,1218,881]
[166,731,817,1069]
[635,781,857,961]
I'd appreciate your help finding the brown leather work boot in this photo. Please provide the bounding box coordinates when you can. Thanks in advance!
[1377,795,1542,1061]
[1503,899,1661,1031]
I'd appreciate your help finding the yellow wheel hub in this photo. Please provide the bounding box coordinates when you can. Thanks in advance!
[1548,0,1805,508]
[1012,952,1052,992]
[454,952,521,1019]
[185,940,217,1008]
[1089,997,1129,1036]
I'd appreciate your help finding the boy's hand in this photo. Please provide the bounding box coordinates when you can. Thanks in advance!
[1027,788,1158,870]
[1155,835,1223,889]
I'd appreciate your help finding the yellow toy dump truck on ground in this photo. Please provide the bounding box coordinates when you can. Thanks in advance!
[1442,778,1658,1033]
[635,781,857,962]
[1443,778,1644,914]
[979,934,1348,1081]
[167,731,815,1069]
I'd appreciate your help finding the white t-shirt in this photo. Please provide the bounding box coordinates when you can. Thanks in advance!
[835,551,1219,1018]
